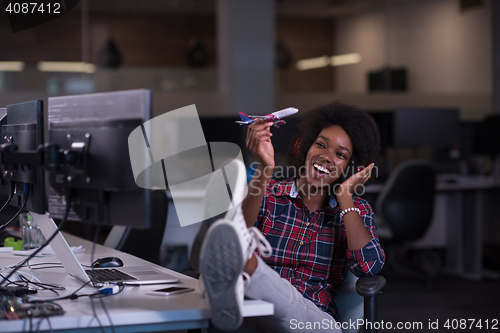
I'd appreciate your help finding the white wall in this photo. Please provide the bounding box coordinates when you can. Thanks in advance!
[334,0,492,118]
[1,0,494,121]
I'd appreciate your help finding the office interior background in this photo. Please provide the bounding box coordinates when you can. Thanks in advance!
[1,0,500,331]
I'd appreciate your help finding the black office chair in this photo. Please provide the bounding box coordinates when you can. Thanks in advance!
[185,165,386,332]
[375,159,439,284]
[104,189,168,264]
[336,272,386,333]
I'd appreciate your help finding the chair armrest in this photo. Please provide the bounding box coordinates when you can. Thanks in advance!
[356,275,386,297]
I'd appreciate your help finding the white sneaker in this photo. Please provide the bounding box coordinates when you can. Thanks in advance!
[200,159,272,331]
[200,217,272,331]
[200,219,245,331]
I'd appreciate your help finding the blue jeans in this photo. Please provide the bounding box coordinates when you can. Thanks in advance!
[234,256,342,333]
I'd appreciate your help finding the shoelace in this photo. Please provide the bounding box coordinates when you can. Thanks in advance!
[248,227,273,258]
[241,271,251,288]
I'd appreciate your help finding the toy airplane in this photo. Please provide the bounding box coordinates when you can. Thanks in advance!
[236,107,299,128]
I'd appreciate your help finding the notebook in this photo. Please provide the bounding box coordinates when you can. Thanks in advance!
[31,212,180,287]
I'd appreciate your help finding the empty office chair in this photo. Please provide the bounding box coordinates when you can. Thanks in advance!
[375,159,438,283]
[104,189,168,264]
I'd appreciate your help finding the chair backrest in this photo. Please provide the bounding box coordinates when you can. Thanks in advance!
[104,189,169,264]
[376,159,435,242]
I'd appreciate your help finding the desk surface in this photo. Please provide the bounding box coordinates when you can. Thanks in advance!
[0,232,273,333]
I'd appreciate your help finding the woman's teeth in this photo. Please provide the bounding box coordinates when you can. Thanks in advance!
[313,163,330,174]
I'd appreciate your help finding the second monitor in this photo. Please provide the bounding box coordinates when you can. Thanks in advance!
[47,89,153,229]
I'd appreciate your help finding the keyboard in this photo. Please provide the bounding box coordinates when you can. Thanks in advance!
[85,268,137,283]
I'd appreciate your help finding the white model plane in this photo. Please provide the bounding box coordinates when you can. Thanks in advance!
[235,107,299,128]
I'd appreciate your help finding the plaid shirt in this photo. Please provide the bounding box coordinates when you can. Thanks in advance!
[255,178,385,319]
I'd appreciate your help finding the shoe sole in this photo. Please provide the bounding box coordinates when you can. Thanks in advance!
[200,221,244,331]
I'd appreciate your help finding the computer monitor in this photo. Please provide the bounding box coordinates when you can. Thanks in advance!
[0,108,8,195]
[392,108,460,148]
[47,89,153,229]
[199,114,302,167]
[367,111,393,150]
[0,108,19,229]
[0,108,6,132]
[269,115,302,161]
[0,101,46,214]
[200,116,246,148]
[482,115,500,155]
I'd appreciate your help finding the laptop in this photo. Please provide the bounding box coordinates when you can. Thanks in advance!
[31,212,179,287]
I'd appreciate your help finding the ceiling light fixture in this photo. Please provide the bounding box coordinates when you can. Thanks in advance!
[296,53,361,70]
[0,61,25,71]
[37,61,96,73]
[330,53,361,66]
[296,56,330,71]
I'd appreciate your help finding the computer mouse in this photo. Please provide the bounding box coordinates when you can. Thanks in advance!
[91,257,124,268]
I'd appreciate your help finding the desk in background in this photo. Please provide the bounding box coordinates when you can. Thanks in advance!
[0,232,273,333]
[364,175,500,281]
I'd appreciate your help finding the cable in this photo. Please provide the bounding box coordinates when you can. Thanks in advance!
[24,265,64,270]
[0,182,15,215]
[44,314,54,333]
[87,191,111,333]
[97,295,116,333]
[28,309,33,333]
[0,183,29,231]
[89,192,104,271]
[0,189,73,287]
[1,264,66,297]
[18,275,65,295]
[78,192,115,302]
[89,295,106,333]
[13,262,92,270]
[27,278,94,303]
[90,190,107,269]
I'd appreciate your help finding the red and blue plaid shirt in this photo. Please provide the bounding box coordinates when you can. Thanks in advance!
[255,178,385,319]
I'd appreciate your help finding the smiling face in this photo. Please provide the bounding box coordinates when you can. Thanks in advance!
[298,125,353,192]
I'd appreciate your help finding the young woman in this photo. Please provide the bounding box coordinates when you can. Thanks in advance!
[238,101,386,331]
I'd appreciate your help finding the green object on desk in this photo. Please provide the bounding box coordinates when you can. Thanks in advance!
[4,237,23,251]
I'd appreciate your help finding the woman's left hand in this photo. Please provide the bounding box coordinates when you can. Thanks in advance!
[336,163,375,198]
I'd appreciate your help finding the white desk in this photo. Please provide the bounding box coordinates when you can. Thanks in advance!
[365,177,500,281]
[433,179,500,280]
[0,232,273,332]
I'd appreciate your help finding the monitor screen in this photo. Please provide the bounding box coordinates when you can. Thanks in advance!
[200,117,246,148]
[47,89,153,229]
[367,111,393,150]
[199,115,303,166]
[200,116,250,165]
[482,115,500,155]
[269,115,302,161]
[392,108,460,148]
[0,101,46,214]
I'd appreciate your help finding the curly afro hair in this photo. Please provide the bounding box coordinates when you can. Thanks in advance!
[287,101,381,182]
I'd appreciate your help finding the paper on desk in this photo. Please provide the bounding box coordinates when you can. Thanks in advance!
[0,247,13,253]
[13,245,85,257]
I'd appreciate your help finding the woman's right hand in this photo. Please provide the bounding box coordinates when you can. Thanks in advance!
[246,119,275,170]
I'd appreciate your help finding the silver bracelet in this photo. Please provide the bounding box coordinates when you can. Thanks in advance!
[340,207,361,219]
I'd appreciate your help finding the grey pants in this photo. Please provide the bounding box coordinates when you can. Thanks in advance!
[210,256,342,333]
